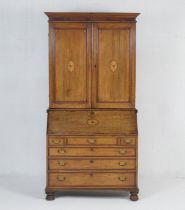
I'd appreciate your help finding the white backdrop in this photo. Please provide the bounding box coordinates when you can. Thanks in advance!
[0,0,185,179]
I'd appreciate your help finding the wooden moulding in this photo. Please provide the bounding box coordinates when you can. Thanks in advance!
[45,12,140,22]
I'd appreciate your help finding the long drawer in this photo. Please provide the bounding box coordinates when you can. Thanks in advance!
[49,147,136,157]
[48,136,136,146]
[67,137,117,145]
[48,172,136,187]
[49,159,136,170]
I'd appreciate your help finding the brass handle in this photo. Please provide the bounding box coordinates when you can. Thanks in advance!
[58,161,65,166]
[57,175,65,181]
[57,148,65,154]
[119,161,127,166]
[125,139,132,144]
[118,176,127,182]
[52,139,61,144]
[119,149,127,154]
[87,119,98,126]
[88,139,96,144]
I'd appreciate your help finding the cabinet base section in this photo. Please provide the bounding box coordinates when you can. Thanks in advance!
[45,187,139,201]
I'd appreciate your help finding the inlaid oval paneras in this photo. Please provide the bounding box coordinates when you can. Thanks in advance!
[110,60,117,72]
[67,61,74,72]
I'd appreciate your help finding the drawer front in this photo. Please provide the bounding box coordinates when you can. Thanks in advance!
[49,147,135,157]
[48,136,65,145]
[48,172,135,187]
[67,137,117,145]
[49,159,135,170]
[48,136,136,146]
[48,110,137,135]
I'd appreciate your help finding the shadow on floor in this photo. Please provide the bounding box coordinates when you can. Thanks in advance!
[55,190,129,199]
[0,175,178,200]
[0,175,129,200]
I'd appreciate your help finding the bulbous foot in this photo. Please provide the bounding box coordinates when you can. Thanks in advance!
[129,189,139,201]
[46,192,55,201]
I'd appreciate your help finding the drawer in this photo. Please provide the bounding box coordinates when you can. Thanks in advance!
[49,159,135,170]
[47,110,137,135]
[49,147,135,157]
[67,137,117,145]
[48,136,65,145]
[48,172,136,187]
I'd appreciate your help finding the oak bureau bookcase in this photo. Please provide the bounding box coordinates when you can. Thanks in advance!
[45,12,140,201]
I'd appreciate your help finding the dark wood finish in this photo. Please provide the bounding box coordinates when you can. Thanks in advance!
[130,188,139,201]
[45,12,139,201]
[46,191,55,201]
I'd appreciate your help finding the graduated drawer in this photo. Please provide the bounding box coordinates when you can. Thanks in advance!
[49,147,135,157]
[49,159,135,170]
[48,172,136,187]
[48,136,136,146]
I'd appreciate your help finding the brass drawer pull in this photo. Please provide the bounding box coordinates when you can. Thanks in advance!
[118,176,127,182]
[57,148,65,154]
[57,175,65,181]
[125,139,132,144]
[58,161,65,166]
[52,139,61,144]
[87,119,98,125]
[119,161,127,166]
[88,139,96,144]
[119,149,127,154]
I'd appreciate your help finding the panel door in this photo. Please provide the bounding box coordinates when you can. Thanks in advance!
[49,22,91,108]
[92,22,136,108]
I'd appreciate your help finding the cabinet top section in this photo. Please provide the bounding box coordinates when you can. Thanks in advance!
[45,12,140,22]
